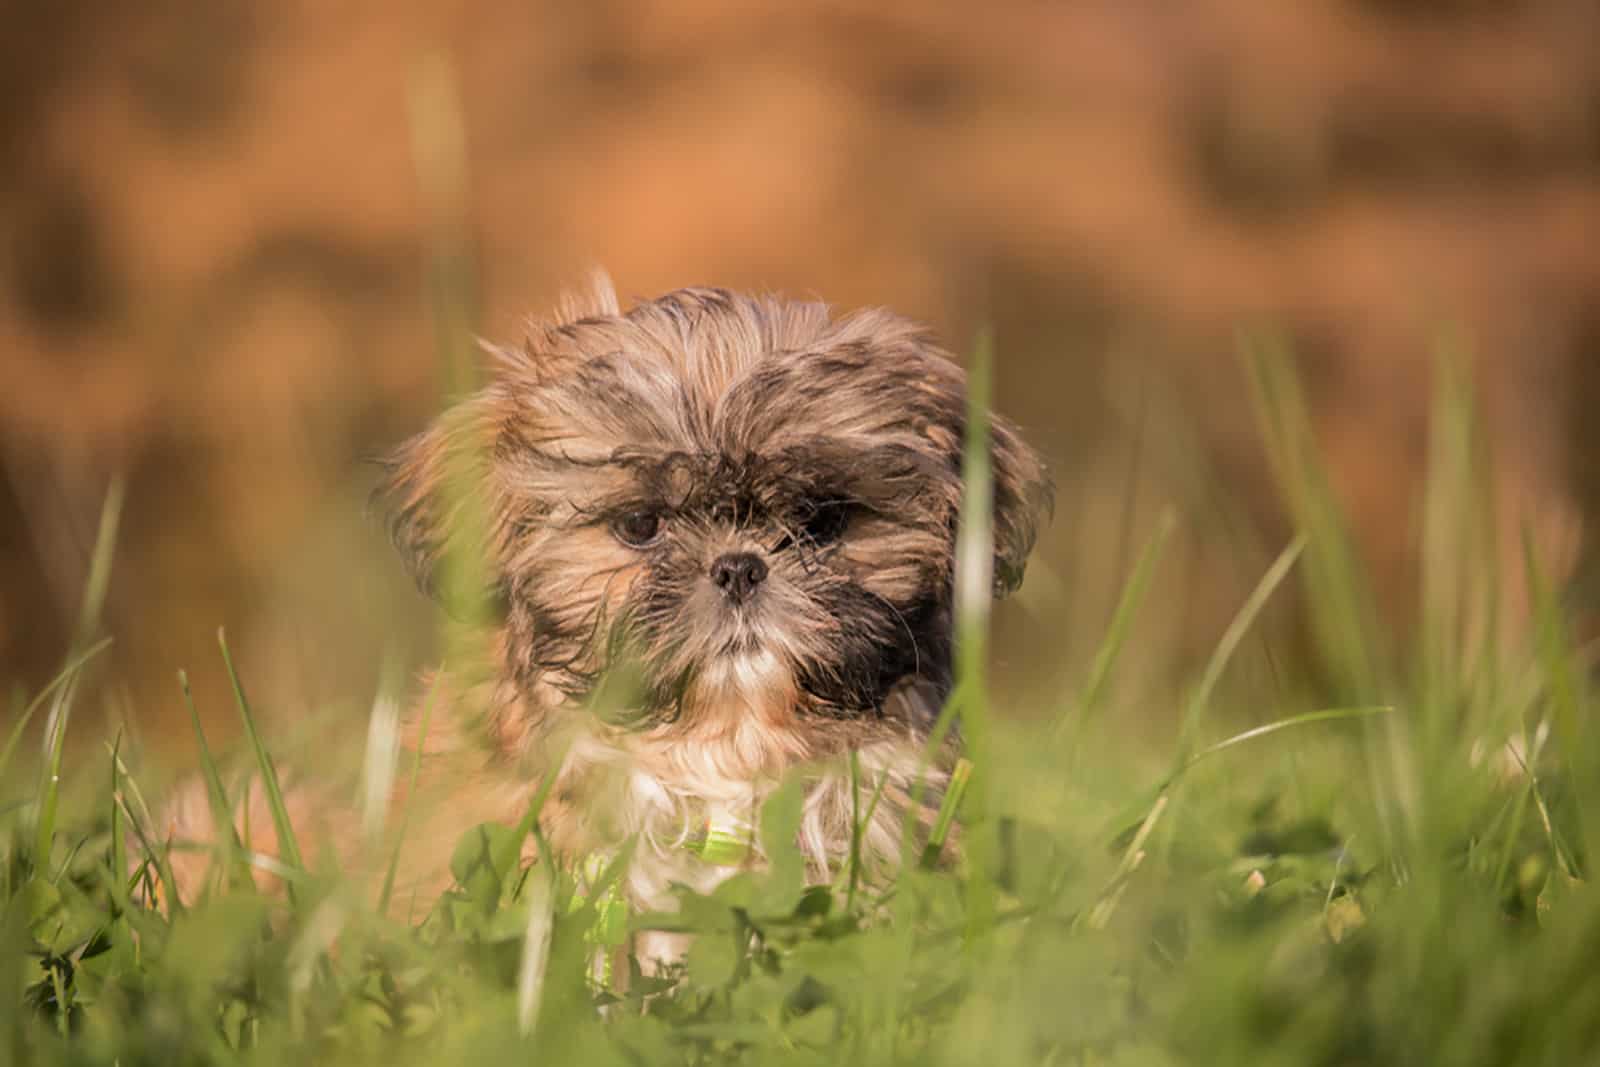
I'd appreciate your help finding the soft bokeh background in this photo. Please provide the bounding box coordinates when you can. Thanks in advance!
[3,1,1599,754]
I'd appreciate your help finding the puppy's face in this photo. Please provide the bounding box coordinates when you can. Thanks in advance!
[382,282,1049,740]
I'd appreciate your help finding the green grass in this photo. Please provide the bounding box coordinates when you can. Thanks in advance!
[4,340,1599,1067]
[6,67,1597,1063]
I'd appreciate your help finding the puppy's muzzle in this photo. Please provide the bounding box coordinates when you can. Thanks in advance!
[710,552,768,604]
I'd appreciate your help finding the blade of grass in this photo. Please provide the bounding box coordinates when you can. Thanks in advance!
[881,330,1003,1050]
[112,780,184,916]
[1243,333,1385,699]
[1091,705,1394,857]
[1500,724,1580,883]
[1057,510,1176,745]
[1176,705,1394,776]
[516,863,556,1036]
[1524,524,1586,767]
[107,731,129,916]
[845,749,863,907]
[70,476,125,651]
[832,751,896,902]
[33,681,78,874]
[1158,537,1306,875]
[234,850,313,887]
[1522,524,1590,873]
[1178,535,1305,757]
[180,669,246,892]
[0,637,111,786]
[1083,793,1168,931]
[377,673,441,917]
[1108,360,1150,621]
[492,755,569,893]
[833,747,904,907]
[953,327,997,955]
[409,52,477,400]
[1491,722,1549,899]
[48,952,70,1037]
[408,53,494,644]
[32,480,124,872]
[360,675,403,846]
[926,757,973,860]
[1418,343,1475,742]
[1491,778,1535,901]
[1243,333,1412,860]
[217,628,304,902]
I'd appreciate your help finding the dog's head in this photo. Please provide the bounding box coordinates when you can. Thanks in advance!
[379,277,1050,742]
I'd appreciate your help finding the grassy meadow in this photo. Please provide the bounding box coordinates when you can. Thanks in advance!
[4,330,1599,1067]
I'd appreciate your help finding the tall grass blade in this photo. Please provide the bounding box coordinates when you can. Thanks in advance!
[1243,334,1415,857]
[1419,346,1471,729]
[111,765,184,916]
[360,670,403,846]
[1522,524,1590,870]
[1085,794,1168,931]
[1417,338,1508,765]
[408,54,495,648]
[32,683,76,875]
[0,638,111,787]
[1243,334,1385,700]
[844,749,863,906]
[494,759,567,890]
[33,480,124,872]
[107,731,129,916]
[408,53,477,401]
[1179,535,1305,755]
[1498,725,1581,883]
[180,670,245,891]
[1523,525,1586,762]
[1102,705,1396,849]
[1059,510,1176,743]
[1175,705,1394,777]
[516,864,556,1037]
[71,476,125,651]
[377,675,441,917]
[953,327,997,952]
[217,628,304,900]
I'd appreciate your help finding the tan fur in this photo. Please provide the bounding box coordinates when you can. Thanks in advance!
[157,274,1050,953]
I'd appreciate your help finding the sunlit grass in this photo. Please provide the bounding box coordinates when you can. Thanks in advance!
[5,55,1597,1064]
[3,333,1597,1066]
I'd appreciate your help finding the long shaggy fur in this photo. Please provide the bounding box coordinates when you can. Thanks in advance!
[160,275,1051,956]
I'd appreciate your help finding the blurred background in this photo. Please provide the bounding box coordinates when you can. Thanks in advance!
[3,0,1599,755]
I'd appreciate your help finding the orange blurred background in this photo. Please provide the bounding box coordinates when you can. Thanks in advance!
[3,1,1598,753]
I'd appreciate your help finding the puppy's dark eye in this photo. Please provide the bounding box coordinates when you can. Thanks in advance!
[803,501,850,545]
[611,510,664,548]
[773,499,851,552]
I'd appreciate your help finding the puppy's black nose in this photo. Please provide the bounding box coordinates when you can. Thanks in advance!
[710,552,768,603]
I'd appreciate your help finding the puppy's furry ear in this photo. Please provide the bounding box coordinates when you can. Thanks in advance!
[374,392,504,611]
[839,313,1051,600]
[378,274,618,606]
[987,416,1053,597]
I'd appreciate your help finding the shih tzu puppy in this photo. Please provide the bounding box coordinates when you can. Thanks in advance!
[160,274,1050,955]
